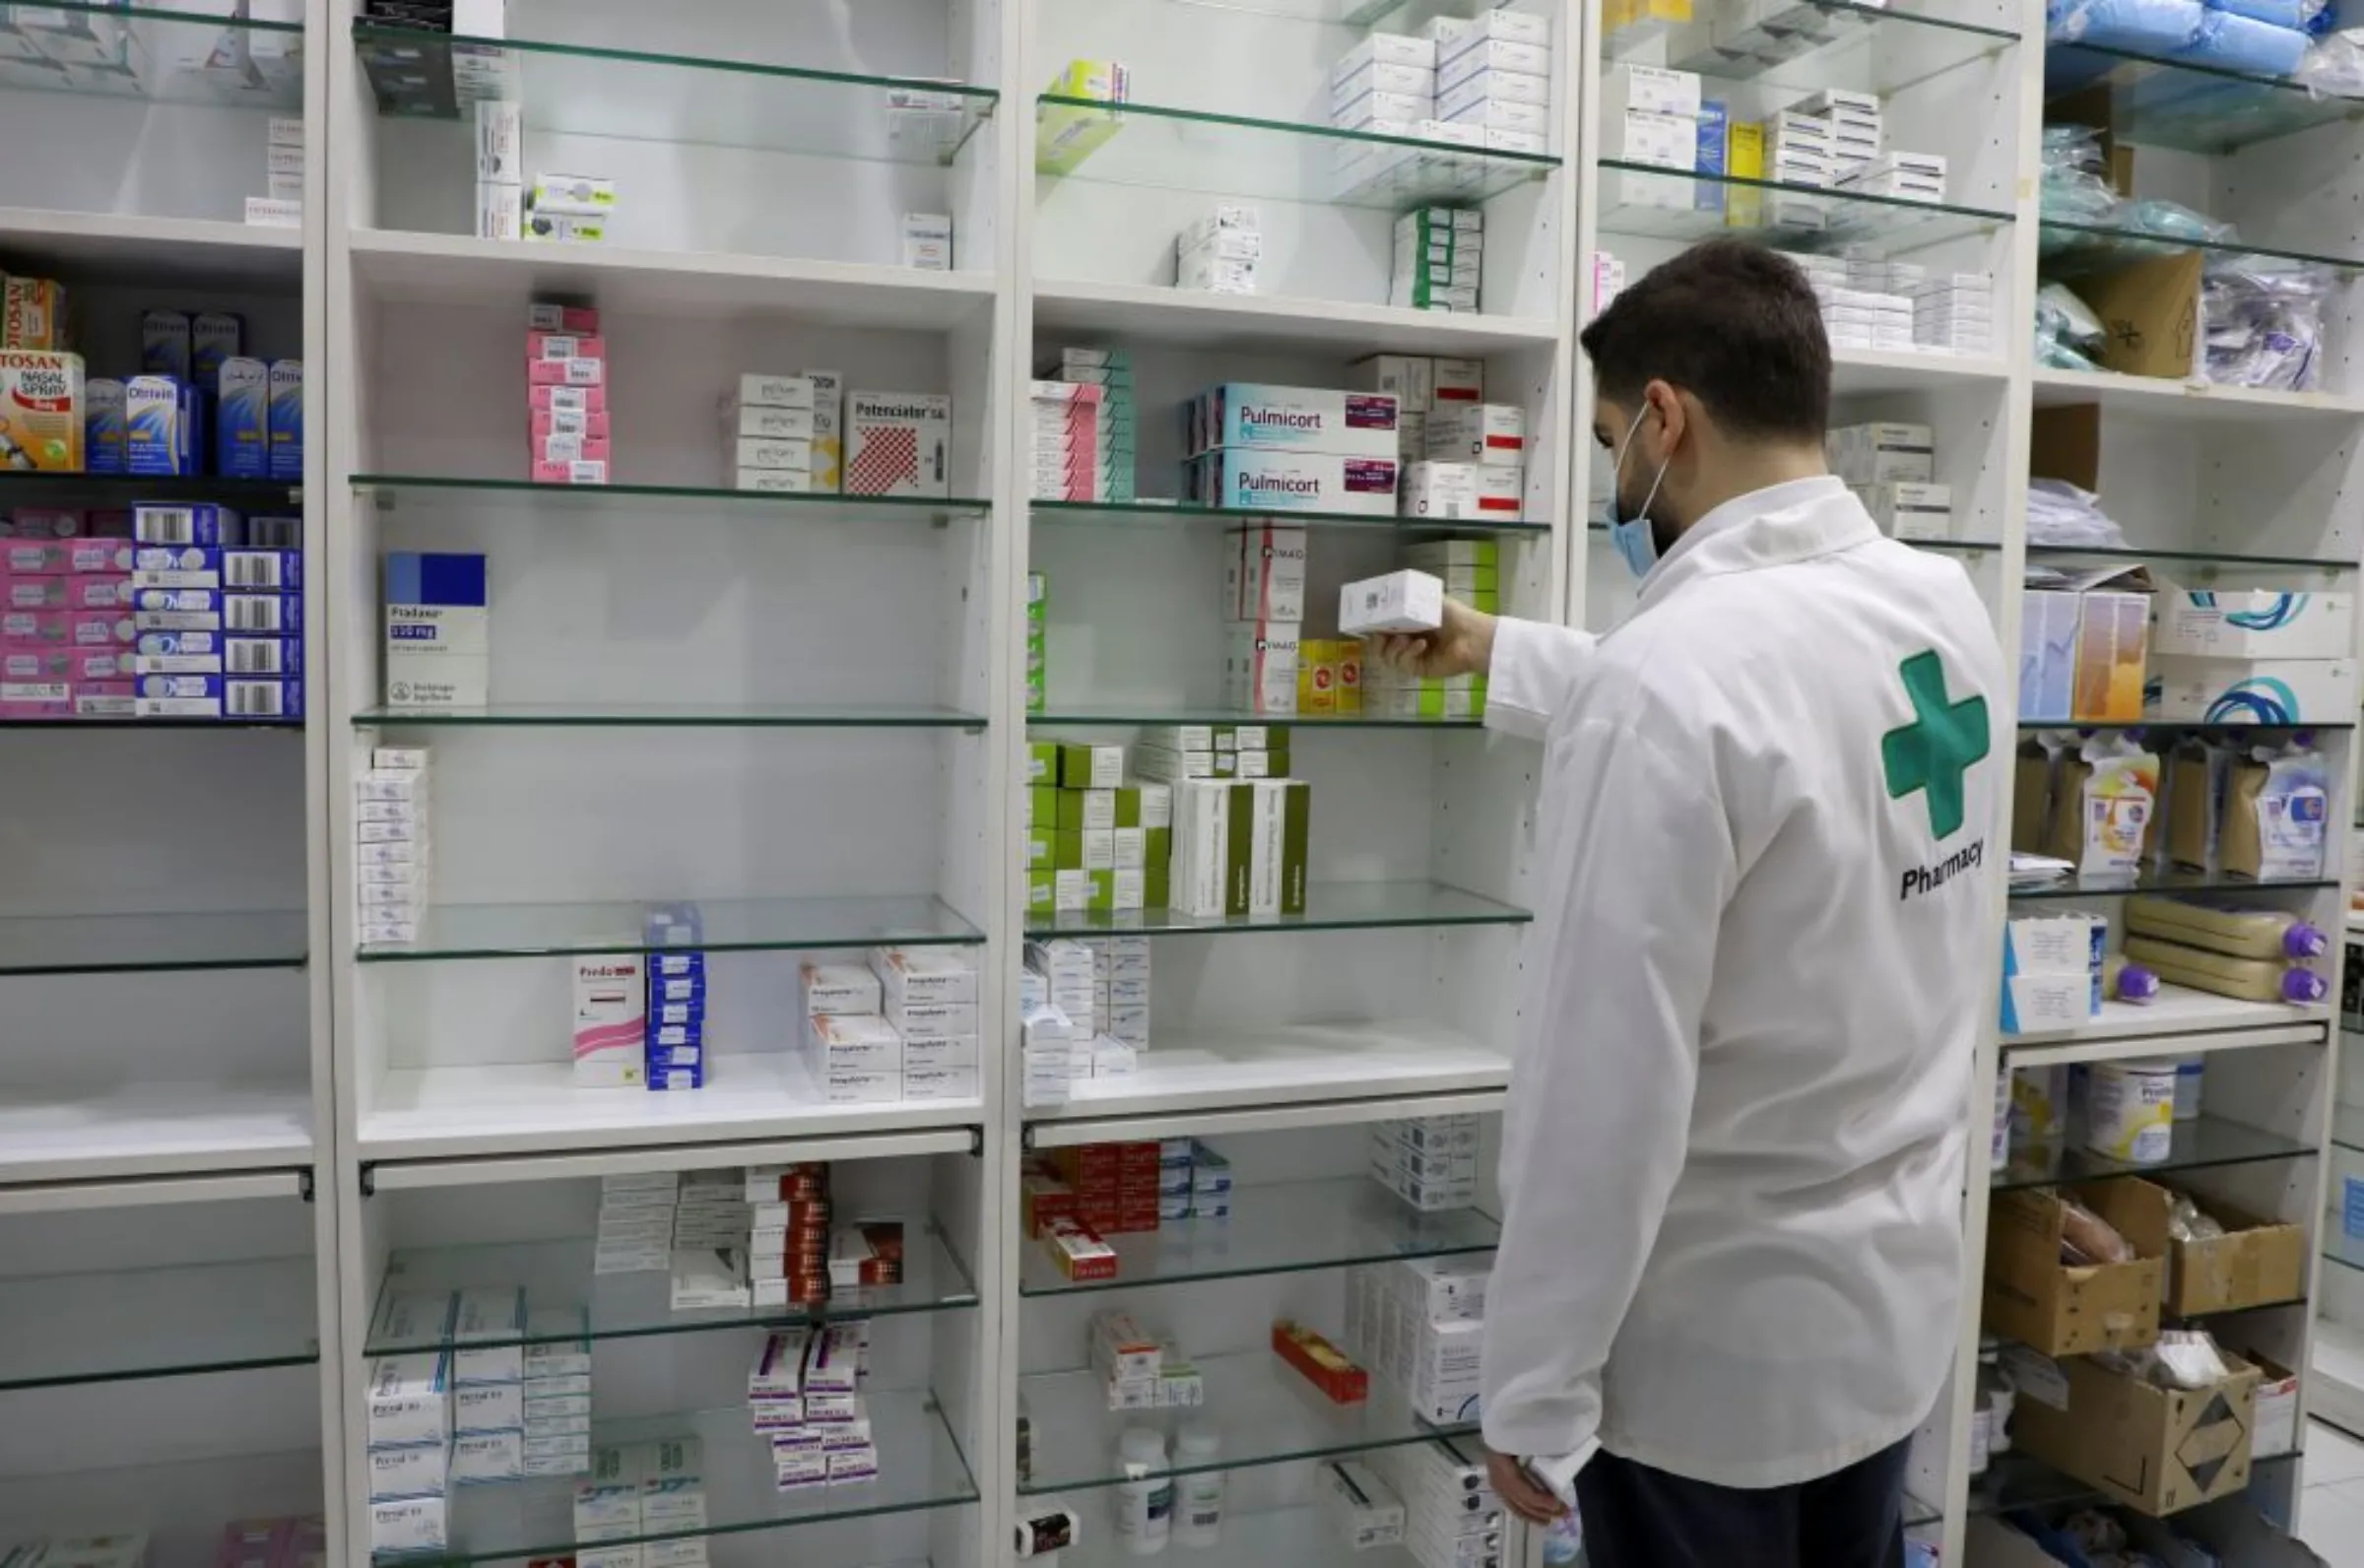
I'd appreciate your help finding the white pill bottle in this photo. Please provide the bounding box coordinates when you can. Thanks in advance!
[1172,1422,1224,1547]
[1113,1426,1173,1556]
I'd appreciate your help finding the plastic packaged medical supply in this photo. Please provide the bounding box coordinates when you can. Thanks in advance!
[2210,0,2326,32]
[2058,1197,2134,1264]
[2047,0,2207,52]
[2034,283,2108,372]
[2023,481,2128,549]
[2295,26,2364,92]
[2182,6,2312,69]
[2037,126,2121,229]
[2221,742,2329,878]
[2123,893,2328,957]
[2043,734,2157,879]
[2200,257,2330,390]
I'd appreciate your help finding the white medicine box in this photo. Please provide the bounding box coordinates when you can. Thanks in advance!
[2150,591,2355,661]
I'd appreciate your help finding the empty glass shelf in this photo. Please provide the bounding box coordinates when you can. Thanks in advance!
[1609,2,2018,97]
[0,908,306,976]
[1035,96,1558,209]
[1034,498,1549,535]
[1019,1179,1500,1296]
[1018,1348,1474,1494]
[0,473,299,504]
[368,1225,977,1355]
[352,26,994,164]
[2025,542,2359,572]
[1993,1115,2316,1191]
[354,475,989,526]
[2006,867,2340,899]
[2041,216,2364,278]
[354,702,986,730]
[0,1256,318,1391]
[1023,881,1530,940]
[2047,41,2364,155]
[2016,720,2355,734]
[389,1393,975,1566]
[1028,706,1480,731]
[357,894,982,963]
[0,1,302,113]
[1598,162,2010,250]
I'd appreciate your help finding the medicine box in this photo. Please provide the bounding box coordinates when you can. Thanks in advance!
[1193,383,1401,461]
[1608,109,1695,170]
[845,392,951,497]
[1603,62,1701,119]
[2151,591,2354,661]
[1226,522,1310,621]
[1190,449,1399,517]
[384,552,490,711]
[573,954,648,1088]
[1341,570,1445,635]
[1426,403,1525,466]
[1999,911,2104,1033]
[2146,656,2358,725]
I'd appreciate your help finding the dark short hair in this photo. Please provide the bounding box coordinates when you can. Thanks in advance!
[1578,238,1830,443]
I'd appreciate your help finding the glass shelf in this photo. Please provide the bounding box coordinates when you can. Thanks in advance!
[1023,881,1530,940]
[1018,1179,1500,1297]
[354,702,986,731]
[1034,96,1558,209]
[353,475,990,526]
[0,1256,318,1392]
[1609,2,2018,98]
[357,894,982,963]
[1587,520,1996,554]
[2025,542,2358,573]
[387,1393,974,1567]
[1598,162,2011,250]
[2006,867,2340,900]
[0,473,300,504]
[1018,1348,1473,1495]
[1993,1115,2315,1192]
[0,715,301,731]
[2329,1226,2364,1276]
[1157,0,1535,27]
[1029,707,1480,731]
[367,1225,977,1356]
[352,27,995,165]
[2040,217,2364,280]
[2045,42,2364,156]
[0,0,301,113]
[1968,1450,2296,1517]
[1035,498,1550,536]
[0,909,305,976]
[2017,720,2354,734]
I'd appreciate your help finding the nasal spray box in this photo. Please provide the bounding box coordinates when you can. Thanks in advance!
[268,359,302,481]
[574,953,649,1087]
[215,357,268,478]
[384,552,490,710]
[0,350,84,471]
[125,374,198,476]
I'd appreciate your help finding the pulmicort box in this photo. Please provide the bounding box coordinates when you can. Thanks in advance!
[1190,383,1401,460]
[1188,449,1400,517]
[384,552,489,710]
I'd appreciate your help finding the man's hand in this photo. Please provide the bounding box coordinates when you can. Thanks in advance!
[1485,1448,1570,1526]
[1371,598,1496,681]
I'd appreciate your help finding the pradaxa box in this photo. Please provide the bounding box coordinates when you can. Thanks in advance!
[385,552,490,710]
[1191,449,1398,516]
[1192,383,1401,460]
[216,357,268,479]
[0,350,83,471]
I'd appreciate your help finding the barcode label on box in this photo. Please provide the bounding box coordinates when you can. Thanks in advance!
[229,680,290,717]
[228,638,289,675]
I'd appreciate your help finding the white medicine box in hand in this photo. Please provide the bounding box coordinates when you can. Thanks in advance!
[1341,570,1445,636]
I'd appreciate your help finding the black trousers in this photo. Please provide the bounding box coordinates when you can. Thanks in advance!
[1574,1436,1911,1568]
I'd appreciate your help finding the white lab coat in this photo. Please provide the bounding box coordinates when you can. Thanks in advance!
[1478,476,2006,1490]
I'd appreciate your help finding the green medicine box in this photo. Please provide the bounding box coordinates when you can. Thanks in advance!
[1025,784,1057,828]
[1055,787,1142,831]
[1058,743,1125,789]
[1026,742,1059,783]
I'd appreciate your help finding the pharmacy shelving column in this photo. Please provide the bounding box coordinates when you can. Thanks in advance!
[1005,0,1575,1561]
[323,0,1018,1563]
[0,0,338,1560]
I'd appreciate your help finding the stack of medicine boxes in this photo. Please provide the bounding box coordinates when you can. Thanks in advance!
[876,944,983,1104]
[1223,521,1307,716]
[1789,252,1915,355]
[1031,348,1134,502]
[800,957,902,1105]
[1353,354,1496,519]
[363,1295,455,1558]
[1370,1437,1505,1568]
[748,1161,832,1311]
[644,903,707,1091]
[573,1441,708,1568]
[1828,421,1951,544]
[355,744,430,945]
[1029,937,1097,1038]
[727,371,819,494]
[474,101,521,240]
[1093,935,1151,1054]
[130,501,304,719]
[1187,383,1404,521]
[1330,32,1436,197]
[1911,271,1997,355]
[1176,206,1261,296]
[1393,206,1482,315]
[1040,743,1153,915]
[522,1307,595,1475]
[596,1171,679,1274]
[1371,1114,1479,1210]
[1433,10,1551,155]
[451,1287,529,1485]
[1025,570,1047,713]
[528,300,607,485]
[524,171,617,246]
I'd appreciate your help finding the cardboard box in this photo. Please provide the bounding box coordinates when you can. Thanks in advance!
[2164,1197,2305,1317]
[2147,655,2356,725]
[1983,1180,2165,1356]
[2003,1344,2260,1516]
[2152,591,2355,661]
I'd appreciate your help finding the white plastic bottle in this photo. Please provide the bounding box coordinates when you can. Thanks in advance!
[1172,1422,1224,1548]
[1113,1426,1172,1556]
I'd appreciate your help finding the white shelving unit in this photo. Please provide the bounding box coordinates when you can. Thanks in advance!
[0,0,2357,1564]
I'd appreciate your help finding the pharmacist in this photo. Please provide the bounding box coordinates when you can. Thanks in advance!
[1380,240,2005,1568]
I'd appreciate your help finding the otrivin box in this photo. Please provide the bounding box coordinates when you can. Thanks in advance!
[84,376,124,473]
[1190,449,1399,517]
[268,359,301,481]
[125,374,196,476]
[385,552,489,709]
[215,357,268,478]
[192,311,241,386]
[141,310,191,379]
[1192,383,1400,460]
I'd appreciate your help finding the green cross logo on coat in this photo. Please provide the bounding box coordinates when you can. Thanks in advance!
[1881,650,1990,840]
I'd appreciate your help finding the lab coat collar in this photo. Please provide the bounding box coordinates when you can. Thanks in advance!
[1634,474,1877,615]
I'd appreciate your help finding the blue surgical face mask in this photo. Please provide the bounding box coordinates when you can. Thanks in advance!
[1604,407,1673,581]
